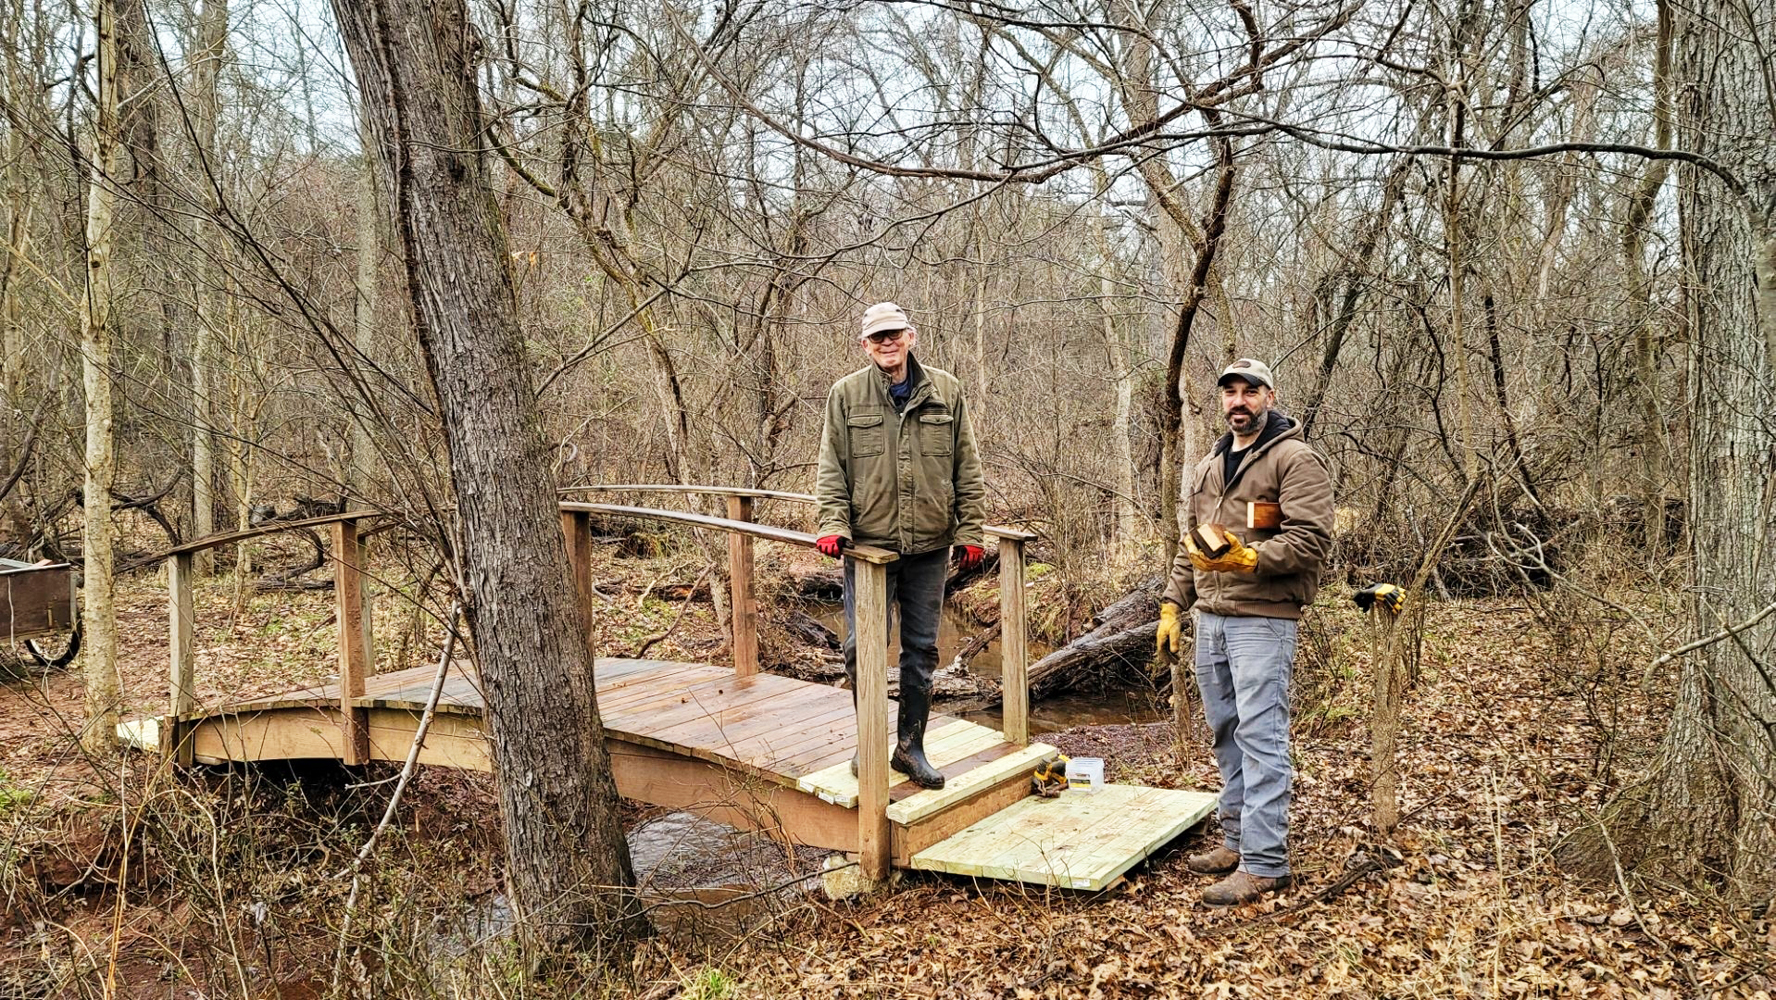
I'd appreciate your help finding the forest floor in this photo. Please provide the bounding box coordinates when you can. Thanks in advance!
[1,545,1772,998]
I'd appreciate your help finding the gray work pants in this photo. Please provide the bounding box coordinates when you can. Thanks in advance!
[1195,610,1299,878]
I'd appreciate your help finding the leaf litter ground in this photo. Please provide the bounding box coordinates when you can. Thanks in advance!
[2,561,1772,997]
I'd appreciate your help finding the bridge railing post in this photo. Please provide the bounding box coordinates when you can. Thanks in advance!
[725,495,758,676]
[166,552,195,765]
[997,535,1029,747]
[333,518,372,764]
[560,509,596,660]
[851,554,892,881]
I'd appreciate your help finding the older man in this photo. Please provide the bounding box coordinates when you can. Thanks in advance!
[1156,358,1335,905]
[815,302,986,789]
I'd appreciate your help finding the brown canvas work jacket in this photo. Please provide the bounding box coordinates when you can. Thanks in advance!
[1163,411,1335,620]
[815,355,986,555]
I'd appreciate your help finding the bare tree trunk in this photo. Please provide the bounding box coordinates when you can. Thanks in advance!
[187,0,227,569]
[1623,0,1674,553]
[79,0,123,754]
[1572,0,1776,895]
[331,0,644,959]
[350,126,379,499]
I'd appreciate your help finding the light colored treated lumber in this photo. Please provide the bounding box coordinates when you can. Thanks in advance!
[909,784,1219,890]
[363,709,491,771]
[796,719,1028,808]
[191,708,348,764]
[560,501,898,565]
[560,510,596,661]
[853,557,891,880]
[885,743,1058,825]
[998,535,1029,746]
[332,518,371,764]
[166,551,195,765]
[608,740,856,852]
[892,768,1036,866]
[726,495,759,676]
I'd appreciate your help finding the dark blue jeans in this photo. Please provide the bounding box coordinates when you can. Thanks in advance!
[841,548,948,699]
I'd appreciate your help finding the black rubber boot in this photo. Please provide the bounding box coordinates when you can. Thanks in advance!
[890,683,945,789]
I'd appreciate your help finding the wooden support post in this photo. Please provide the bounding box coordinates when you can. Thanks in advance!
[166,552,195,766]
[560,509,596,661]
[726,495,758,676]
[333,519,371,764]
[997,537,1029,746]
[852,556,892,881]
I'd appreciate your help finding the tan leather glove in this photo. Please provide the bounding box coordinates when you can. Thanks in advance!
[1186,530,1260,574]
[1156,602,1183,657]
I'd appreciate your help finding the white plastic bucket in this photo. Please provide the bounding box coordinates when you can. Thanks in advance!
[1065,757,1104,792]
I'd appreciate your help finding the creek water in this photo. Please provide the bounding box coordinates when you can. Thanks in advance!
[430,605,1165,953]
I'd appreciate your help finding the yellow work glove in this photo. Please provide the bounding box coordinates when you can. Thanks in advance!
[1185,530,1260,574]
[1156,602,1183,657]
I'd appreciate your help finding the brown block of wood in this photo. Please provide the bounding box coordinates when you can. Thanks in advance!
[1247,501,1283,531]
[1190,523,1232,559]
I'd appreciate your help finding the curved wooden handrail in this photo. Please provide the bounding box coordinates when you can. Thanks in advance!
[561,484,815,503]
[560,484,1039,541]
[158,510,388,558]
[559,502,897,565]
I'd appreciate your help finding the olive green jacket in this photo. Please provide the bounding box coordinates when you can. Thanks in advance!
[815,356,986,555]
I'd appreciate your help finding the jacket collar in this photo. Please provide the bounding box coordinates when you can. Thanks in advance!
[1212,409,1297,458]
[873,353,930,407]
[1210,411,1300,492]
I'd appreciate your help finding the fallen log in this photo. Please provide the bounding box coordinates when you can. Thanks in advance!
[938,583,1173,711]
[1028,588,1162,699]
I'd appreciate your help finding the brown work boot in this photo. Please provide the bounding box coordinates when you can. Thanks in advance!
[1186,845,1240,875]
[1201,870,1290,907]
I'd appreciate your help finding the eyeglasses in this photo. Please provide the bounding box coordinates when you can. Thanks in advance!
[863,328,907,344]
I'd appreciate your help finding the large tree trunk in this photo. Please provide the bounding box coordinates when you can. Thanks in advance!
[330,0,644,958]
[1574,0,1776,896]
[79,0,123,754]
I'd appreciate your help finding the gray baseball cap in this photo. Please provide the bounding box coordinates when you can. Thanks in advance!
[1217,357,1275,390]
[860,302,912,338]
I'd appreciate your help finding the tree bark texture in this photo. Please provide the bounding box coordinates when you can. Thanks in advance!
[187,0,227,571]
[79,0,123,753]
[329,0,644,955]
[1583,0,1776,895]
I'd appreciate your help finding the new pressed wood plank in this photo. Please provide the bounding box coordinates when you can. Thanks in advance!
[885,743,1059,825]
[1067,788,1218,880]
[641,683,835,752]
[771,711,972,777]
[934,785,1167,887]
[998,536,1029,746]
[592,665,753,713]
[602,676,795,735]
[332,519,371,764]
[165,552,196,764]
[726,495,759,677]
[671,695,855,762]
[852,558,892,879]
[911,787,1136,882]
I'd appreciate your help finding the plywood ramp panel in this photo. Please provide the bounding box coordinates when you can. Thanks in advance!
[909,784,1219,891]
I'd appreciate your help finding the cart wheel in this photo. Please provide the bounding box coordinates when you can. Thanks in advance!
[25,624,80,669]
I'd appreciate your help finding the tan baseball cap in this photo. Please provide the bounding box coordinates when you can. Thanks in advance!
[860,301,912,338]
[1217,357,1275,390]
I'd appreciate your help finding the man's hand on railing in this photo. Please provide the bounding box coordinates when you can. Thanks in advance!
[955,544,984,570]
[816,535,846,558]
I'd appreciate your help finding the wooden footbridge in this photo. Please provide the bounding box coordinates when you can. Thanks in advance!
[120,487,1214,890]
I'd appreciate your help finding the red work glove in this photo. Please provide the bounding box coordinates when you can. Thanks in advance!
[816,535,846,558]
[956,544,985,570]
